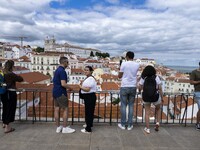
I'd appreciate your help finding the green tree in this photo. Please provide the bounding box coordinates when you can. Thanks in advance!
[90,51,94,57]
[101,52,110,58]
[95,52,110,58]
[95,52,100,56]
[35,47,44,53]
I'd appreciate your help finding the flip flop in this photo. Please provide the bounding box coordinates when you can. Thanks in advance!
[4,128,15,134]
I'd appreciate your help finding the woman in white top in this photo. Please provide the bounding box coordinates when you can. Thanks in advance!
[79,66,97,133]
[139,65,163,134]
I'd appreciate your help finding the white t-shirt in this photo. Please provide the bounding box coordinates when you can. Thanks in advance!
[120,61,140,87]
[139,75,161,88]
[81,76,97,93]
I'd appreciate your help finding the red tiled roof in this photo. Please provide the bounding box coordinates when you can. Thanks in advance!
[175,79,190,83]
[71,68,84,74]
[101,74,118,80]
[19,72,50,84]
[166,77,175,81]
[101,82,119,90]
[86,60,100,63]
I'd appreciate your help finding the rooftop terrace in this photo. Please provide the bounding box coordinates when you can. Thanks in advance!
[0,90,199,150]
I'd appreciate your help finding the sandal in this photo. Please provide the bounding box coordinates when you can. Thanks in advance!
[4,128,15,134]
[2,124,5,128]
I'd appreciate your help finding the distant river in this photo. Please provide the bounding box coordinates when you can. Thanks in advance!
[166,65,197,73]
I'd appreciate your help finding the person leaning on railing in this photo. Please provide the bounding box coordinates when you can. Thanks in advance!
[52,56,75,134]
[190,61,200,131]
[79,66,97,134]
[118,51,140,131]
[1,60,24,133]
[138,65,163,134]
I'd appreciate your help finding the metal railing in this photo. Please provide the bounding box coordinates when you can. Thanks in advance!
[0,89,196,126]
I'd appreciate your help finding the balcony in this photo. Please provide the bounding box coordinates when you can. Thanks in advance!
[0,89,199,149]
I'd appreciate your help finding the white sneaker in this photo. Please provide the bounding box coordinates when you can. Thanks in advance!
[81,128,91,134]
[56,126,63,133]
[155,122,160,131]
[118,123,126,130]
[83,124,87,128]
[144,127,150,134]
[127,125,133,130]
[62,127,75,133]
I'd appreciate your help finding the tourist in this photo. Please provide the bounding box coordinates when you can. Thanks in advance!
[139,65,163,134]
[52,56,75,133]
[79,66,97,133]
[118,51,140,130]
[1,60,24,133]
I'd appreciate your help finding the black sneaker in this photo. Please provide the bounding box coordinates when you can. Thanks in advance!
[196,124,200,131]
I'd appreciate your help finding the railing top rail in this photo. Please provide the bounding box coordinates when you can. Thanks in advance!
[16,88,194,95]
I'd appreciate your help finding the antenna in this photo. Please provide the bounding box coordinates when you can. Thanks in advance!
[18,36,28,47]
[0,35,28,47]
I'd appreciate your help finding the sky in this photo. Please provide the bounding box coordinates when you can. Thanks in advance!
[0,0,200,67]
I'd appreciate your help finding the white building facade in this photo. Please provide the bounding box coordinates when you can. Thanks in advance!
[44,37,101,58]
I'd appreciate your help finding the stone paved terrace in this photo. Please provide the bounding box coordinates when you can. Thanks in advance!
[0,122,199,150]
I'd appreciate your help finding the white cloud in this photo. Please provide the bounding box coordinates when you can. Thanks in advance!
[0,0,199,66]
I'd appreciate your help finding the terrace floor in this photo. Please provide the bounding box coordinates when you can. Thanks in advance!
[0,122,199,150]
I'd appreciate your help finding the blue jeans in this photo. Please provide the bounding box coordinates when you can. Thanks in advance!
[120,87,136,126]
[194,92,200,109]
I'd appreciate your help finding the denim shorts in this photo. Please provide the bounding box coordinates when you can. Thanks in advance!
[194,92,200,109]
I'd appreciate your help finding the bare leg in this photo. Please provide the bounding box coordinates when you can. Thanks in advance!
[155,104,161,123]
[144,104,150,129]
[54,106,60,127]
[63,108,68,128]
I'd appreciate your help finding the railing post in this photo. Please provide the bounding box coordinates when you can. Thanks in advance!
[110,92,112,126]
[32,91,36,124]
[181,93,188,127]
[71,91,74,125]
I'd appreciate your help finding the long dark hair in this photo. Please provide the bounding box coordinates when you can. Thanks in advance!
[141,65,156,79]
[85,66,96,79]
[3,60,14,74]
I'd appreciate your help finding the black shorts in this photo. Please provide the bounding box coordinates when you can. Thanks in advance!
[54,94,68,108]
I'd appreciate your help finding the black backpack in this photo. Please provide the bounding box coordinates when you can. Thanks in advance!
[142,75,159,102]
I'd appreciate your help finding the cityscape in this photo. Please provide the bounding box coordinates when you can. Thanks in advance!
[0,37,197,122]
[0,1,200,149]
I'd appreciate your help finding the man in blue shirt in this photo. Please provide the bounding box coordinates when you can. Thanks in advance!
[53,56,75,133]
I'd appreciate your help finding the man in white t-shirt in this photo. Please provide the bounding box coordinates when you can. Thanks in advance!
[118,51,140,130]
